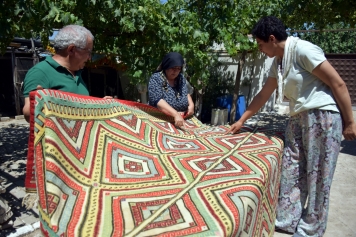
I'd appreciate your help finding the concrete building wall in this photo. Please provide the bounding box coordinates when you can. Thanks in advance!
[216,51,277,112]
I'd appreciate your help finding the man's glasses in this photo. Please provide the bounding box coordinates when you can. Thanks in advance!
[76,46,92,56]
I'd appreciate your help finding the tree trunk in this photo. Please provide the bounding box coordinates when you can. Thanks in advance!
[246,53,257,108]
[195,90,203,120]
[230,50,247,124]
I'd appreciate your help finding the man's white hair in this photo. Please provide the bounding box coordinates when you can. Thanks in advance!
[53,25,94,52]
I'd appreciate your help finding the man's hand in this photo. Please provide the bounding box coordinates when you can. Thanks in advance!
[23,85,44,122]
[103,96,113,99]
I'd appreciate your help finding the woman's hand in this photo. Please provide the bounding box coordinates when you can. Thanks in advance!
[343,121,356,140]
[186,105,194,117]
[226,120,243,134]
[186,94,194,117]
[174,113,185,128]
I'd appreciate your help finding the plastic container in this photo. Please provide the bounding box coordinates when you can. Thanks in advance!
[211,108,228,125]
[216,95,246,121]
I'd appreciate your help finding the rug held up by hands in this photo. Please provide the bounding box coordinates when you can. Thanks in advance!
[25,89,284,237]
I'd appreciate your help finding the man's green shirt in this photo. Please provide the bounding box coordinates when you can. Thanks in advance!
[22,56,89,97]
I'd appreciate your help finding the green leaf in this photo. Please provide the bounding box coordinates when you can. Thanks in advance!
[114,9,121,17]
[106,1,113,8]
[193,30,202,39]
[54,14,61,22]
[100,16,106,22]
[62,12,70,23]
[133,70,142,78]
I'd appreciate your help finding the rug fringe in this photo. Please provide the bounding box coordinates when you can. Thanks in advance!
[22,193,38,210]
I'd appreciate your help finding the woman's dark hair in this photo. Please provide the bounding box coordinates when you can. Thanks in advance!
[251,16,288,42]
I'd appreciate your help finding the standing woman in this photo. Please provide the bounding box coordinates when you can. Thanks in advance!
[148,52,194,127]
[228,16,356,237]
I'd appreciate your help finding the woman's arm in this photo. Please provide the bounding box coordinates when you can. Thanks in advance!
[157,99,185,127]
[312,60,356,140]
[186,94,194,117]
[228,77,278,134]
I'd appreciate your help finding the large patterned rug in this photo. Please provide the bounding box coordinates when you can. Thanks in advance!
[25,89,284,237]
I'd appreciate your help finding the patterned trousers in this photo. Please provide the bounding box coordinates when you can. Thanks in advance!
[275,109,342,237]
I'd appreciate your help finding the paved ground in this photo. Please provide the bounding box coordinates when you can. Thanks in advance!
[0,118,41,237]
[0,112,355,237]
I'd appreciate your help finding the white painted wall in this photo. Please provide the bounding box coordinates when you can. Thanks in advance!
[216,51,277,112]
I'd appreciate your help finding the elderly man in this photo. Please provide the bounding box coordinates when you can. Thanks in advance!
[22,25,94,122]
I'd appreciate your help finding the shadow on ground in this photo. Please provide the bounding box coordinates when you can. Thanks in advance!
[340,139,356,156]
[0,125,29,185]
[0,124,39,236]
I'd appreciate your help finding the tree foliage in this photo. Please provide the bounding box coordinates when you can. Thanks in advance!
[281,0,356,29]
[293,23,356,54]
[2,0,355,88]
[4,0,355,122]
[1,0,282,89]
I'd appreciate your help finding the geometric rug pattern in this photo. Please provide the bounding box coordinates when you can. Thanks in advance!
[25,89,284,237]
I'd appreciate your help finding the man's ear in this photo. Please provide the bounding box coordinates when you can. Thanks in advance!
[67,45,76,55]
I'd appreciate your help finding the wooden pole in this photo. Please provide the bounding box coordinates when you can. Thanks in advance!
[11,47,21,115]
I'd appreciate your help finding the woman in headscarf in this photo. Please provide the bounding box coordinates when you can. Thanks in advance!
[148,52,194,127]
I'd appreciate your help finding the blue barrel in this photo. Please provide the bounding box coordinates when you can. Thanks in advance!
[235,95,246,121]
[216,95,246,121]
